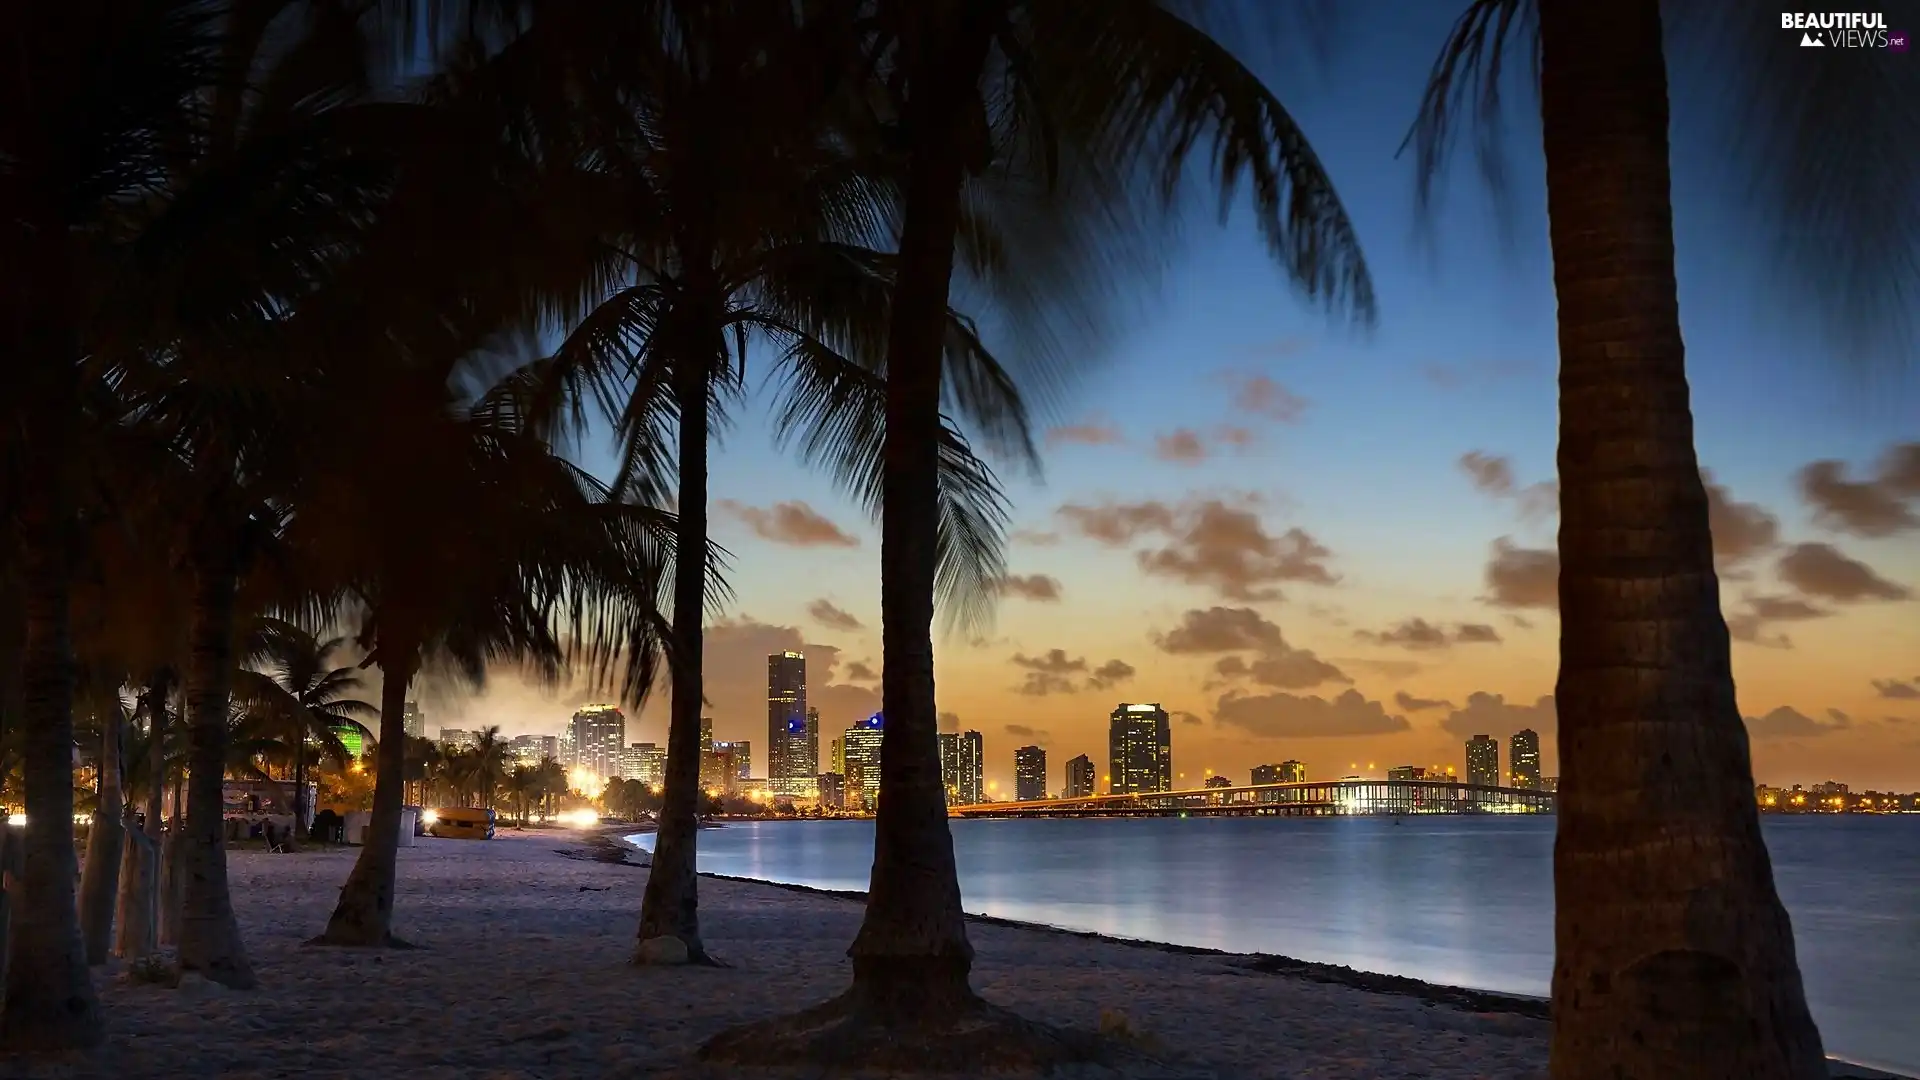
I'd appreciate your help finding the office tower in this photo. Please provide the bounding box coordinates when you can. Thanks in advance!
[699,715,713,755]
[706,742,745,795]
[1204,774,1232,789]
[816,772,845,810]
[1014,746,1047,801]
[715,740,753,780]
[618,742,665,785]
[937,732,962,803]
[1509,728,1542,789]
[1108,703,1173,795]
[568,704,627,780]
[1251,761,1306,785]
[510,733,559,767]
[402,700,425,740]
[767,651,817,796]
[439,727,477,752]
[1465,734,1500,788]
[958,730,984,804]
[829,736,845,776]
[1064,754,1095,798]
[841,713,885,808]
[1387,765,1427,782]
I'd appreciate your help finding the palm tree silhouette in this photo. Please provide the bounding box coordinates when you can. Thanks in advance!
[233,621,377,842]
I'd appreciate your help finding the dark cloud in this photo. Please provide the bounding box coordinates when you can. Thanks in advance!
[806,599,864,633]
[1338,657,1425,679]
[1173,710,1204,725]
[1211,649,1351,692]
[1439,692,1556,739]
[1796,442,1920,538]
[1155,607,1285,653]
[1725,592,1830,649]
[843,660,878,683]
[1003,723,1050,743]
[1088,659,1136,691]
[1483,539,1559,610]
[1153,430,1208,465]
[1217,372,1309,422]
[1457,452,1556,521]
[1213,689,1411,738]
[1045,420,1125,448]
[1744,706,1849,739]
[1354,617,1503,650]
[994,573,1063,602]
[1701,470,1780,572]
[1058,498,1337,602]
[1009,649,1133,697]
[718,500,859,548]
[1775,543,1912,602]
[938,711,962,733]
[1394,691,1454,713]
[1873,677,1920,700]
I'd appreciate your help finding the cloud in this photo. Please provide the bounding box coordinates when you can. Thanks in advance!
[938,711,962,733]
[1003,723,1050,744]
[1155,607,1285,653]
[697,617,879,738]
[1217,372,1309,422]
[1008,650,1134,696]
[1701,470,1781,572]
[1457,452,1556,521]
[1338,657,1425,679]
[1088,659,1136,691]
[1394,691,1454,713]
[1724,592,1831,649]
[1058,498,1338,602]
[1153,430,1208,465]
[1775,543,1912,602]
[1045,420,1125,448]
[1212,649,1351,691]
[1173,710,1205,725]
[1010,528,1060,546]
[1483,539,1559,609]
[1744,706,1850,739]
[1354,617,1504,650]
[1796,442,1920,538]
[1439,692,1556,739]
[843,660,878,683]
[718,500,859,548]
[993,573,1063,602]
[1872,677,1920,700]
[806,599,864,633]
[1213,689,1411,738]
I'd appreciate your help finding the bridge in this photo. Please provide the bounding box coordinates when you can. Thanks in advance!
[951,778,1555,818]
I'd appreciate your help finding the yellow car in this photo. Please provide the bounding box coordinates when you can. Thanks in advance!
[422,806,495,840]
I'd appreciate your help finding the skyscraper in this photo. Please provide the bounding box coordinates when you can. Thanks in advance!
[509,733,558,767]
[619,742,664,785]
[1465,734,1500,788]
[699,715,713,755]
[1109,703,1172,795]
[1064,754,1095,798]
[1251,760,1306,785]
[402,700,425,740]
[439,727,476,752]
[1014,746,1047,801]
[1509,728,1542,789]
[766,652,816,796]
[957,730,984,804]
[569,704,627,780]
[714,739,753,780]
[937,732,961,803]
[841,713,885,808]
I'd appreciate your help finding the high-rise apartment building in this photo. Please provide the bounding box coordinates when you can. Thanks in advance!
[1013,746,1047,801]
[1465,734,1500,788]
[816,772,845,810]
[1509,728,1542,789]
[841,713,885,808]
[705,742,746,795]
[1251,760,1307,785]
[1387,765,1427,782]
[700,715,713,755]
[619,742,664,785]
[1064,754,1095,798]
[766,652,817,797]
[937,732,961,803]
[509,733,559,767]
[957,730,984,804]
[829,735,845,776]
[402,701,425,740]
[439,727,476,752]
[1109,703,1172,795]
[714,740,753,780]
[569,705,627,780]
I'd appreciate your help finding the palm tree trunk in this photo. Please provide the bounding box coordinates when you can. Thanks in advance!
[176,534,255,988]
[77,703,126,964]
[316,651,416,946]
[116,675,169,958]
[291,740,309,842]
[0,462,103,1050]
[160,773,185,946]
[1537,3,1825,1077]
[635,343,715,967]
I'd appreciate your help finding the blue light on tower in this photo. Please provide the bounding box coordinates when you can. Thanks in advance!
[787,716,806,733]
[862,713,883,729]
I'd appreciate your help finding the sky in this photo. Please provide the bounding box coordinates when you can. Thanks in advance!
[422,6,1920,795]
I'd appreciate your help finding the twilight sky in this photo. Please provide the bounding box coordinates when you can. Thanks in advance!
[421,6,1920,795]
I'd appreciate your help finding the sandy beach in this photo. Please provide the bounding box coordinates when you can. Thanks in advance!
[6,830,1902,1080]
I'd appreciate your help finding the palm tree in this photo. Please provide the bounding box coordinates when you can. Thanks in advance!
[1404,3,1914,1074]
[501,764,540,825]
[465,726,512,810]
[704,1,1372,1066]
[534,756,568,820]
[234,621,376,842]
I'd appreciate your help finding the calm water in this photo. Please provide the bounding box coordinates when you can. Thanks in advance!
[637,815,1920,1073]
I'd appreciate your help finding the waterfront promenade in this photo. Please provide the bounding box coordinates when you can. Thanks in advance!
[14,830,1906,1080]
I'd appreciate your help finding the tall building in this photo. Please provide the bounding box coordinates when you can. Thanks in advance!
[1465,734,1500,788]
[704,742,745,795]
[766,652,817,797]
[1109,703,1173,795]
[1251,760,1306,785]
[1509,728,1542,789]
[402,701,425,740]
[714,740,753,780]
[957,730,984,804]
[619,742,664,785]
[1014,746,1047,801]
[699,715,713,755]
[829,736,845,776]
[509,733,559,767]
[333,722,368,760]
[1064,754,1095,798]
[1387,765,1427,782]
[937,732,962,803]
[816,772,845,810]
[569,704,627,780]
[439,727,477,752]
[841,713,885,808]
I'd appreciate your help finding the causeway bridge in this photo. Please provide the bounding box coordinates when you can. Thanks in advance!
[951,778,1555,818]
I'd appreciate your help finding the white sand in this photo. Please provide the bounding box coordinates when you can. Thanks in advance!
[12,830,1562,1079]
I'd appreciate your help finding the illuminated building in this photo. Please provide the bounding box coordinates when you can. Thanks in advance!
[1251,761,1305,785]
[1465,734,1499,788]
[1014,745,1047,801]
[402,701,425,740]
[938,732,961,803]
[569,705,627,780]
[705,743,745,795]
[957,730,984,804]
[699,715,713,755]
[842,714,885,808]
[1509,728,1542,789]
[714,740,753,780]
[829,736,844,775]
[1543,775,1559,793]
[332,722,368,760]
[1064,754,1095,798]
[510,734,559,767]
[1108,703,1172,795]
[1204,774,1232,789]
[767,652,817,797]
[439,727,477,752]
[817,772,845,810]
[619,742,664,785]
